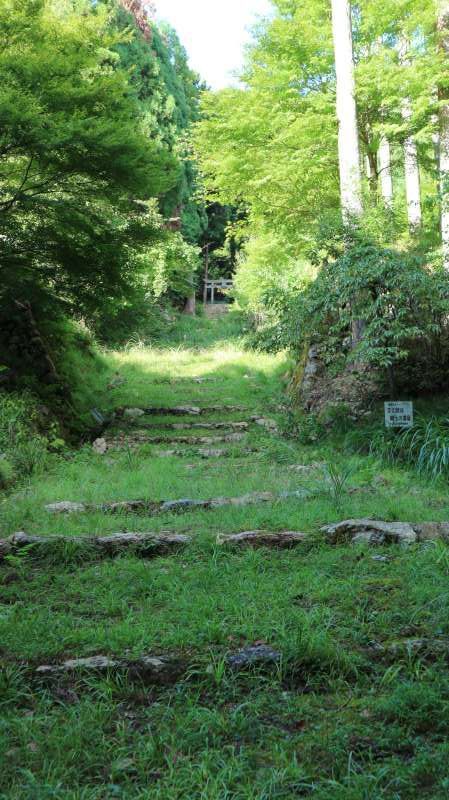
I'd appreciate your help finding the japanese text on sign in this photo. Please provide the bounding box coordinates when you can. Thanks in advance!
[385,401,414,429]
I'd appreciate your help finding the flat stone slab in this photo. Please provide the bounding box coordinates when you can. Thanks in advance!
[250,416,279,432]
[322,519,417,546]
[413,522,449,541]
[92,438,108,455]
[227,645,281,670]
[45,489,308,517]
[0,531,190,561]
[197,448,228,458]
[218,531,308,548]
[44,502,87,515]
[0,539,13,559]
[288,462,325,474]
[123,408,145,420]
[36,654,186,684]
[322,519,449,546]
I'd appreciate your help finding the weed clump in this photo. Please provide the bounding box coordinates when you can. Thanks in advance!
[0,393,49,484]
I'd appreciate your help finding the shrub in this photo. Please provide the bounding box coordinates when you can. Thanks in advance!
[257,232,449,394]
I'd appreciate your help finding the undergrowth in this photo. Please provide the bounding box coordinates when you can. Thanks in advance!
[343,411,449,481]
[0,393,49,486]
[381,415,449,479]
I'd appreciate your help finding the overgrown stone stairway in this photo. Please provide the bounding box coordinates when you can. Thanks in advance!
[4,388,449,680]
[3,318,449,797]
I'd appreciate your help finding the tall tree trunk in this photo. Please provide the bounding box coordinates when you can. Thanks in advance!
[331,0,364,348]
[379,137,393,207]
[331,0,363,221]
[367,151,379,197]
[203,243,210,305]
[365,155,372,180]
[399,39,422,230]
[438,1,449,268]
[402,102,422,230]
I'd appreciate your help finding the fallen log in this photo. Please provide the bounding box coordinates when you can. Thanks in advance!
[45,489,309,516]
[0,531,190,561]
[218,531,308,548]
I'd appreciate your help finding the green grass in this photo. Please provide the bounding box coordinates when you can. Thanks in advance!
[2,310,449,798]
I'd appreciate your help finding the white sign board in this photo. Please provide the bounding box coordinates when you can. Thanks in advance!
[384,401,414,429]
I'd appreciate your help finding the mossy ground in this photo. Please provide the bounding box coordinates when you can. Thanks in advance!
[2,312,449,799]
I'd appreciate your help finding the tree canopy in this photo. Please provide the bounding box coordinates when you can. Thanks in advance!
[194,0,446,254]
[0,0,181,321]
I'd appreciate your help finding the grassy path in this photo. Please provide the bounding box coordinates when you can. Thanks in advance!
[2,314,449,799]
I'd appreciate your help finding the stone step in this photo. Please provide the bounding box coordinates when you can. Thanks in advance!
[94,432,247,452]
[44,490,309,517]
[6,519,448,564]
[156,447,258,459]
[322,519,449,546]
[0,531,190,561]
[147,421,250,431]
[218,531,309,548]
[119,405,248,419]
[141,417,278,432]
[0,529,309,561]
[368,638,449,661]
[35,644,281,683]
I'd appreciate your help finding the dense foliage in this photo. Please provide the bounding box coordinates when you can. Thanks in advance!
[256,233,449,388]
[0,1,176,346]
[0,0,211,402]
[113,5,207,242]
[194,0,449,398]
[195,0,442,260]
